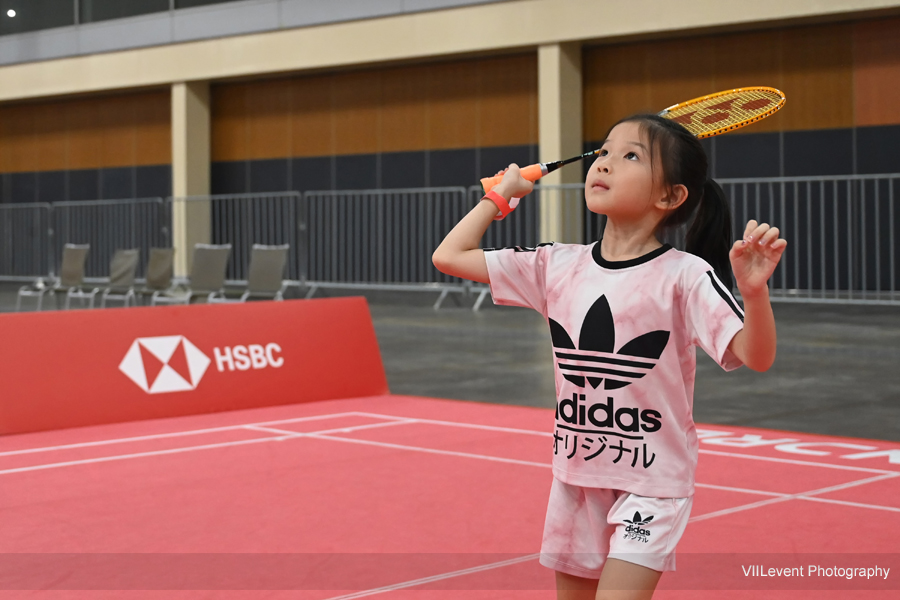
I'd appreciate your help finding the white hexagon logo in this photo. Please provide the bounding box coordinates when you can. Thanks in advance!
[119,336,211,394]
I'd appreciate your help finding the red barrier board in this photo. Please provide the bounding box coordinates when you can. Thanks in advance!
[0,297,389,434]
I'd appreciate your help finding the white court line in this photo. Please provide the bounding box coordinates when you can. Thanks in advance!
[4,409,895,476]
[350,411,550,437]
[799,495,900,513]
[357,412,899,476]
[0,435,297,476]
[243,419,416,438]
[5,412,898,517]
[0,420,419,476]
[0,411,361,458]
[308,433,552,469]
[696,481,900,513]
[689,472,900,522]
[698,448,895,475]
[354,412,900,475]
[322,553,541,600]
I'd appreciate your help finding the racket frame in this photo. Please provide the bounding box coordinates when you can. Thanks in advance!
[657,86,786,139]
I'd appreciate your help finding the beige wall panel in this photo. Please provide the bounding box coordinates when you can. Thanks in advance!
[65,100,103,170]
[2,105,37,173]
[647,38,716,118]
[780,24,853,131]
[427,61,478,150]
[134,90,171,165]
[477,54,538,148]
[33,102,68,171]
[290,75,333,158]
[583,44,651,141]
[211,84,249,162]
[246,79,291,160]
[332,71,381,156]
[380,65,428,154]
[712,30,784,133]
[854,18,900,127]
[98,95,137,168]
[1,0,896,104]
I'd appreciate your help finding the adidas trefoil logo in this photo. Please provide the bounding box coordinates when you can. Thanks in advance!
[623,511,653,543]
[550,295,669,390]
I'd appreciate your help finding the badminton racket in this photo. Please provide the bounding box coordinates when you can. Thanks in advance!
[479,150,600,195]
[479,86,785,194]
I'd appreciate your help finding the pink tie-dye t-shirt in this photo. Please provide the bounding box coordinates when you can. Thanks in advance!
[484,241,745,498]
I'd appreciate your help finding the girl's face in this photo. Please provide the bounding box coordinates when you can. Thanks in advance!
[584,121,666,220]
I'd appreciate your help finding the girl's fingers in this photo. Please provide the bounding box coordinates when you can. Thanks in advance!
[743,220,758,239]
[746,223,770,244]
[767,238,788,258]
[758,226,780,247]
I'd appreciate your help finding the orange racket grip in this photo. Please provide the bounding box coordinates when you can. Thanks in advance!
[479,163,545,194]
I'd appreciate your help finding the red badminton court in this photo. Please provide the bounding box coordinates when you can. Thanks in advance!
[0,393,897,599]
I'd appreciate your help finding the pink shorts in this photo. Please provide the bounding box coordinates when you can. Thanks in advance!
[539,477,693,578]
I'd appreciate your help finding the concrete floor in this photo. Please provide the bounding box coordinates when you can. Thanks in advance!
[3,283,899,442]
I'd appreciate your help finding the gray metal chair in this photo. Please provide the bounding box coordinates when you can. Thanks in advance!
[209,244,289,303]
[100,249,139,308]
[152,243,232,305]
[136,247,175,304]
[17,244,95,311]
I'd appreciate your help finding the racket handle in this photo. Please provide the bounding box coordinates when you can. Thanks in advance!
[479,163,547,194]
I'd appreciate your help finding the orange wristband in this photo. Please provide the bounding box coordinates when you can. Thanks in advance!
[483,190,514,221]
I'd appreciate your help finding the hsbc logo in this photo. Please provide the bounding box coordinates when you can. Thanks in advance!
[119,336,212,394]
[119,337,285,395]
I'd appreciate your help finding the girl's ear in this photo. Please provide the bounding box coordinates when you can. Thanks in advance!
[657,184,688,212]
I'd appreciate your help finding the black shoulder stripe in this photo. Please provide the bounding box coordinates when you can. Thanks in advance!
[484,242,554,253]
[706,271,744,322]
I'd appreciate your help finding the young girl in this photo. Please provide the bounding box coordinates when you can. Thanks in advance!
[432,114,787,600]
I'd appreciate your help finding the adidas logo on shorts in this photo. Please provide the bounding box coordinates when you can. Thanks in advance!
[623,511,654,543]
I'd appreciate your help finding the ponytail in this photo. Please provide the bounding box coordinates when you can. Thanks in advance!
[686,179,733,289]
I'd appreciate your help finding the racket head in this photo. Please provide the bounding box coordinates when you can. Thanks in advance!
[657,87,785,138]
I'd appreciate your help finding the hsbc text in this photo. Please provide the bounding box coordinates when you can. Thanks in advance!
[214,343,284,372]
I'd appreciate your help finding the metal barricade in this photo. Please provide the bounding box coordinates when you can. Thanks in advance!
[53,198,169,279]
[302,188,481,307]
[173,192,302,282]
[721,175,900,304]
[475,178,900,304]
[2,176,898,306]
[0,203,53,281]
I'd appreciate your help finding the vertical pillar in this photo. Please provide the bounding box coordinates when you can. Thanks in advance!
[538,42,583,243]
[171,81,211,277]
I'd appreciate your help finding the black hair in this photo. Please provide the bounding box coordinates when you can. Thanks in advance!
[601,113,734,288]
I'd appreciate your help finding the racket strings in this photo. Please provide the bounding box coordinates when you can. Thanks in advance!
[660,87,785,138]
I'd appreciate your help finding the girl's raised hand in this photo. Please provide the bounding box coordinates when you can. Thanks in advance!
[730,220,787,298]
[493,164,535,200]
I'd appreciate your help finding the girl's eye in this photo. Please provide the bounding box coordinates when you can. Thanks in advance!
[599,149,608,156]
[625,152,638,160]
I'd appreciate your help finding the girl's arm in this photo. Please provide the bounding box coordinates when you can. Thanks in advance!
[727,220,787,371]
[432,165,534,284]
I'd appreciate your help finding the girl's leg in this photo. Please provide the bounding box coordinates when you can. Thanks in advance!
[594,558,661,600]
[555,570,599,600]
